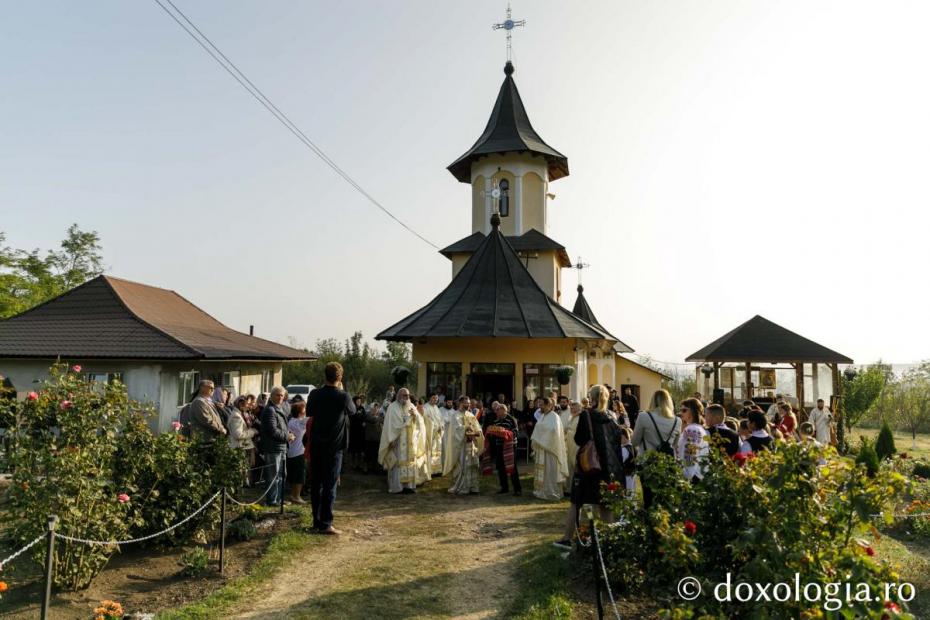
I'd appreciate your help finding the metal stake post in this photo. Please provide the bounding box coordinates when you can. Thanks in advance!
[41,515,58,620]
[279,472,285,515]
[591,514,604,620]
[219,488,227,574]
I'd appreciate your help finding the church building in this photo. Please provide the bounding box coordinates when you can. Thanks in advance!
[377,61,667,406]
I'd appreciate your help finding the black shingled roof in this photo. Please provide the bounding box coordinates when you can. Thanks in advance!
[377,215,615,342]
[440,228,571,267]
[685,315,853,364]
[447,62,568,183]
[570,284,633,353]
[0,276,315,361]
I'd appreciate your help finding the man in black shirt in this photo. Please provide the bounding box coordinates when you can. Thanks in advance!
[705,403,740,457]
[306,362,356,535]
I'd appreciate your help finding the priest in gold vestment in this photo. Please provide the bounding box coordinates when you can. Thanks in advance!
[444,396,484,495]
[378,388,427,494]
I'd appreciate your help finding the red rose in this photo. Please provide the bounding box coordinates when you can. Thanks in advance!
[900,453,908,460]
[26,391,38,402]
[60,400,73,410]
[71,364,81,373]
[884,601,901,614]
[866,546,875,557]
[683,520,697,536]
[606,482,620,492]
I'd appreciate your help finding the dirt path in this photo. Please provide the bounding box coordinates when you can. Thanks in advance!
[228,472,568,620]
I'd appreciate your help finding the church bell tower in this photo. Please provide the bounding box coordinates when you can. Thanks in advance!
[447,61,569,238]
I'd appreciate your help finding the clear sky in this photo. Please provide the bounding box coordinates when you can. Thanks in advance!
[2,1,928,366]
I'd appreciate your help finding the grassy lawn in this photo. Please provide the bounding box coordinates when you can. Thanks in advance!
[848,428,930,460]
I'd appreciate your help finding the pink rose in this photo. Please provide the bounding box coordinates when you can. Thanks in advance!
[172,421,182,431]
[26,392,38,402]
[60,400,73,410]
[117,493,130,504]
[71,365,82,373]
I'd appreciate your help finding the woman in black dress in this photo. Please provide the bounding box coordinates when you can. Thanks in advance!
[553,384,624,549]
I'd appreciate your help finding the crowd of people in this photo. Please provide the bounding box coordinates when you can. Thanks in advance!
[178,368,836,543]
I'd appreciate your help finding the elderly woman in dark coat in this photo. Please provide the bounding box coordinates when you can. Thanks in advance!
[553,384,625,549]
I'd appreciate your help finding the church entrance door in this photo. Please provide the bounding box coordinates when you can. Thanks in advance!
[467,363,515,406]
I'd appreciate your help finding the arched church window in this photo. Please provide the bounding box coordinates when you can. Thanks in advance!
[498,179,510,217]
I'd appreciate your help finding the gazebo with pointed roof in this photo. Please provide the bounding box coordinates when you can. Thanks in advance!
[685,315,852,416]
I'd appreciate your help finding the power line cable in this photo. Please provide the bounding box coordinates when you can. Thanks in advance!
[151,0,440,250]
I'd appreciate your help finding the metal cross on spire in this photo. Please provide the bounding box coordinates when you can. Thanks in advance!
[492,3,526,62]
[572,256,591,285]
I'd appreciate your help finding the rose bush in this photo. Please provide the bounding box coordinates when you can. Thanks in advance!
[5,364,244,590]
[596,441,911,618]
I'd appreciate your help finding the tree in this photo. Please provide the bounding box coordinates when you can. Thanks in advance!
[282,333,417,400]
[875,422,897,461]
[888,363,930,449]
[0,225,104,318]
[843,364,886,432]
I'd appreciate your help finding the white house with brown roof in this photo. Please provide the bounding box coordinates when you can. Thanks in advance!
[0,275,315,431]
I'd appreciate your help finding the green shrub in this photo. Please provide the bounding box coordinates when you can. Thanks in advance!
[113,413,244,547]
[911,460,930,480]
[5,364,244,590]
[875,422,897,461]
[6,364,136,590]
[598,441,910,618]
[228,518,257,542]
[856,437,881,477]
[179,547,210,577]
[238,504,264,522]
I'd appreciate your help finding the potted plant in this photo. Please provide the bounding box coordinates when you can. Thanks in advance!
[555,365,575,386]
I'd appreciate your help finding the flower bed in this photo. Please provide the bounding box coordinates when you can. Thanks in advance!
[595,441,911,618]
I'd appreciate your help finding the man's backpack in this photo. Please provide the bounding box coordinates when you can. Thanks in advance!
[646,412,676,456]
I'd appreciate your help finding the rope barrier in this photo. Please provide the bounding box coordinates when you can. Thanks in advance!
[225,472,280,507]
[591,520,622,620]
[0,533,46,571]
[57,491,221,546]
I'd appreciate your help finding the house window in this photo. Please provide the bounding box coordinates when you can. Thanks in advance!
[177,371,200,407]
[222,371,241,396]
[498,179,510,217]
[85,372,123,384]
[85,372,124,394]
[426,362,462,400]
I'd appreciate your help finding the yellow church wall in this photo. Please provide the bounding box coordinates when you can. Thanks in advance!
[525,251,560,301]
[615,356,666,405]
[522,171,545,233]
[413,337,577,401]
[450,254,469,279]
[471,175,487,233]
[587,363,598,386]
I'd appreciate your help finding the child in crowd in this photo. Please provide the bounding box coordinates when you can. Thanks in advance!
[738,419,753,454]
[746,410,774,453]
[619,427,637,498]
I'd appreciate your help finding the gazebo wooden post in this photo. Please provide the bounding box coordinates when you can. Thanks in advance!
[745,361,752,402]
[831,362,843,448]
[794,362,806,424]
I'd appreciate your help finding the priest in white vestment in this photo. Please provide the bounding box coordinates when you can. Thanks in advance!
[444,396,484,495]
[422,394,445,476]
[378,388,427,494]
[439,398,454,464]
[561,401,582,493]
[531,398,569,500]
